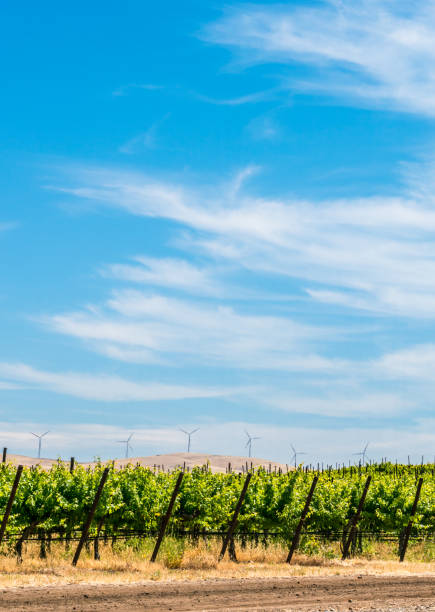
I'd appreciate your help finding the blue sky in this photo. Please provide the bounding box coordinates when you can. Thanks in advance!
[1,0,435,462]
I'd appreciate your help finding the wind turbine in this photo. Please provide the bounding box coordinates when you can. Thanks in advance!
[290,443,307,468]
[179,428,199,453]
[117,433,134,459]
[30,431,49,459]
[353,442,369,465]
[245,430,260,458]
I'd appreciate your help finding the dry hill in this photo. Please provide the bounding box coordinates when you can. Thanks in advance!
[4,452,291,473]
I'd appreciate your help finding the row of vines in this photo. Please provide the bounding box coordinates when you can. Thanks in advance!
[0,462,433,551]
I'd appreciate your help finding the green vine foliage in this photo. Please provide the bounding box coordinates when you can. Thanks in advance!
[0,462,433,539]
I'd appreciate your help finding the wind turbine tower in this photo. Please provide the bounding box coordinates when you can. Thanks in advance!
[290,443,307,468]
[117,433,134,459]
[30,431,49,459]
[180,428,199,453]
[245,430,261,458]
[353,442,370,465]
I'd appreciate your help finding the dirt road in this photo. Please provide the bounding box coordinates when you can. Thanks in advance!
[1,575,434,611]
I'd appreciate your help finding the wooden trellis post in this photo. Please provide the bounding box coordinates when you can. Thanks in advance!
[72,467,109,566]
[219,473,252,561]
[150,471,184,562]
[0,465,23,545]
[400,478,423,562]
[286,475,318,563]
[342,476,371,560]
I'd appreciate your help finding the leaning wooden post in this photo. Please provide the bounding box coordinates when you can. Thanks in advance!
[342,475,371,560]
[399,477,423,562]
[219,473,252,561]
[286,475,318,563]
[72,467,109,566]
[69,457,75,473]
[2,448,7,463]
[0,465,23,545]
[150,471,184,562]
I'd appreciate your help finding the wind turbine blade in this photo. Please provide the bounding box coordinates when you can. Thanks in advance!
[30,432,38,438]
[190,428,199,435]
[290,444,296,454]
[179,428,188,434]
[127,433,134,442]
[42,431,49,437]
[244,429,250,438]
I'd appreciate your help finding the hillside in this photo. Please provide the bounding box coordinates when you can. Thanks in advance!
[3,452,291,473]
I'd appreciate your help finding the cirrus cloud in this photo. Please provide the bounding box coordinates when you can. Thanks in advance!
[0,362,236,402]
[203,1,435,116]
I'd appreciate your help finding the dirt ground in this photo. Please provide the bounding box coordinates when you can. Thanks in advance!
[1,575,434,611]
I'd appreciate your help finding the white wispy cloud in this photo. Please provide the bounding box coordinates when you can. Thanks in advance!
[203,1,435,116]
[44,290,332,371]
[263,392,411,418]
[103,256,224,296]
[247,115,280,141]
[0,381,22,390]
[0,362,233,402]
[375,344,435,380]
[307,287,435,318]
[119,130,157,154]
[53,162,435,318]
[194,89,276,105]
[119,114,171,154]
[112,83,163,97]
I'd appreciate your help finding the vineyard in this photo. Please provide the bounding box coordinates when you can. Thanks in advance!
[0,461,433,564]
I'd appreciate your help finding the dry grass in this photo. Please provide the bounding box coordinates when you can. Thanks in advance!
[0,539,433,588]
[5,453,290,474]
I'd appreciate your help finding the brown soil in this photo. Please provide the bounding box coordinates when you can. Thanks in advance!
[1,575,434,611]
